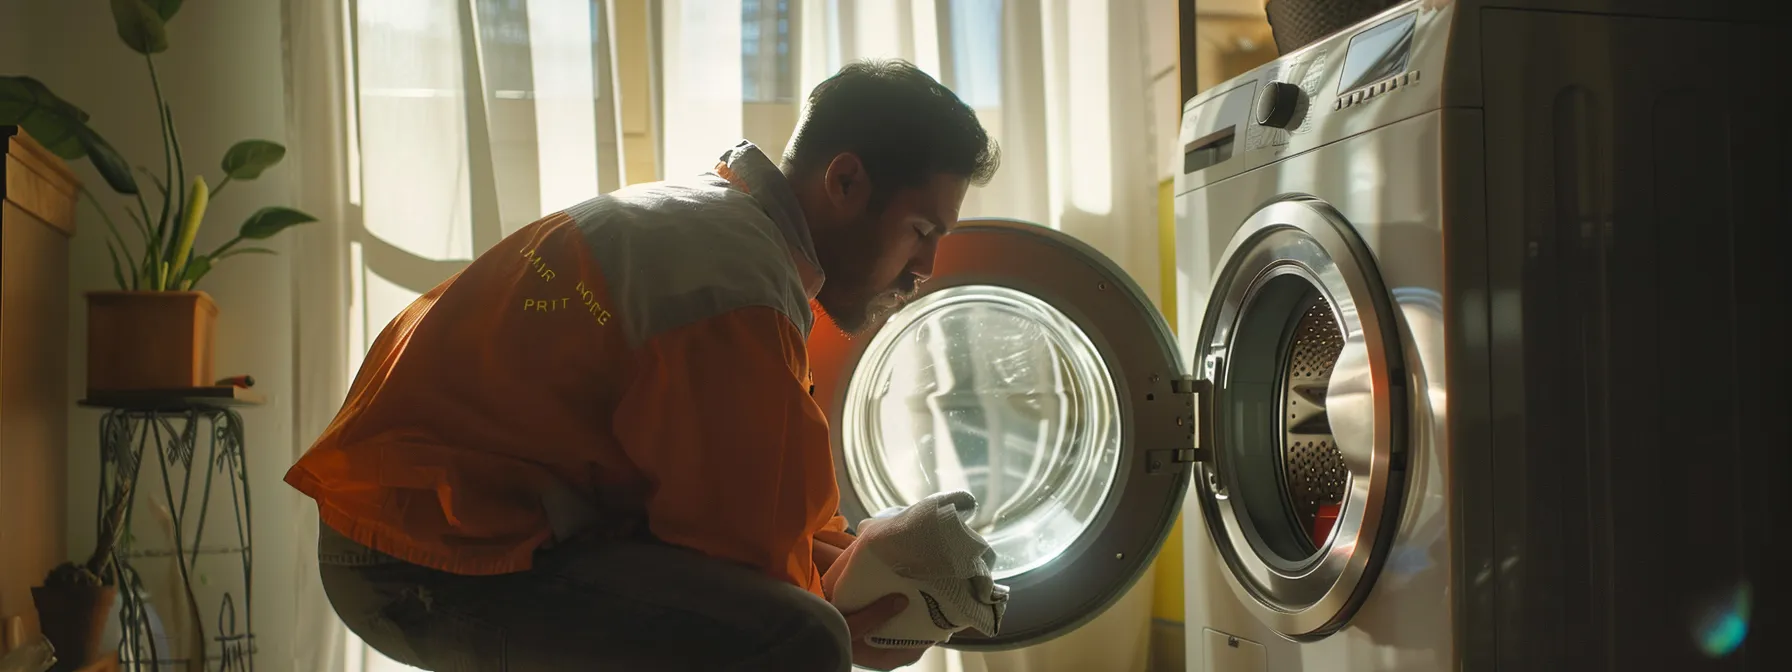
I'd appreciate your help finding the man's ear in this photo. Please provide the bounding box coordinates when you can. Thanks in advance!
[824,153,870,209]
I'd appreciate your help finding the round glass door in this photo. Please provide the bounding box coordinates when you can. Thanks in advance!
[839,285,1123,579]
[810,219,1190,651]
[1191,197,1410,640]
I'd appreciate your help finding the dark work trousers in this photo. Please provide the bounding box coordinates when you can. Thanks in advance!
[317,521,851,671]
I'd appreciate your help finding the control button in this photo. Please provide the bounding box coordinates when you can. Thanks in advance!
[1334,98,1343,111]
[1253,81,1305,130]
[1387,77,1400,90]
[1407,70,1421,84]
[1377,81,1389,94]
[1352,90,1365,104]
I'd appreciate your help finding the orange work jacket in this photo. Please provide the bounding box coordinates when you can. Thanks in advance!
[285,142,854,596]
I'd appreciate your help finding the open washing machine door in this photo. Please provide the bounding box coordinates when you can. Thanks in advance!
[809,219,1192,651]
[1189,196,1410,641]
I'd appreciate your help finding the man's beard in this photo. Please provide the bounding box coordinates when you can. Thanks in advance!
[823,275,920,337]
[813,210,922,336]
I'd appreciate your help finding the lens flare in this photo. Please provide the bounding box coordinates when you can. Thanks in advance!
[1693,581,1751,658]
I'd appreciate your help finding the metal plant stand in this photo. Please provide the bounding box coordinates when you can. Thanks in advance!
[82,388,263,672]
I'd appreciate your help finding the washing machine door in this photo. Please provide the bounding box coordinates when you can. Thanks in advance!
[810,218,1192,651]
[1190,197,1409,640]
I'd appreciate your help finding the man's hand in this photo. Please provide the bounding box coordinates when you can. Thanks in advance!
[820,536,931,668]
[814,538,846,589]
[843,593,930,671]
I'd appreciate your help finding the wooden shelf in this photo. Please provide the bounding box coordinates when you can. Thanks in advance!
[78,386,265,411]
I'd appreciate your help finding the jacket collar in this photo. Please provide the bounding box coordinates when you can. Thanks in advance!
[711,141,825,300]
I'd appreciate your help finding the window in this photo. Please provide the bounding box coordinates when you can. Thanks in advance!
[476,0,535,97]
[742,0,795,103]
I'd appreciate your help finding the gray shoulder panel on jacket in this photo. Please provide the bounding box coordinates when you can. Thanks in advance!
[564,182,814,348]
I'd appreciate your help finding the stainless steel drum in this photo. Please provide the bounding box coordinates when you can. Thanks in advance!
[1281,297,1347,548]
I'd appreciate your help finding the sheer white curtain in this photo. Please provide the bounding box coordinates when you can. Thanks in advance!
[282,0,355,669]
[660,0,745,177]
[282,1,1161,670]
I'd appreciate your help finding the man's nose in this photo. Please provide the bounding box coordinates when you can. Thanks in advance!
[909,244,937,282]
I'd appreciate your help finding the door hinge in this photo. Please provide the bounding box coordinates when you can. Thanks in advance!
[1149,377,1213,474]
[1171,376,1200,395]
[1165,447,1206,463]
[1147,445,1209,474]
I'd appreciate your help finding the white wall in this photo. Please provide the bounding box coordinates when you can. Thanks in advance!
[0,2,25,75]
[8,1,301,669]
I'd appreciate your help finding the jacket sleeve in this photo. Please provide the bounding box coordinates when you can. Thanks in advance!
[611,305,840,593]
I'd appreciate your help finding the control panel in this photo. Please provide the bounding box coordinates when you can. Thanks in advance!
[1176,0,1449,194]
[1331,10,1421,111]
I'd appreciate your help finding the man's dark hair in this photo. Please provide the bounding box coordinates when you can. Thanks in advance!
[782,59,1000,204]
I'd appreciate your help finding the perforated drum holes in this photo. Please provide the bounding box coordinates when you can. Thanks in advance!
[1282,299,1347,547]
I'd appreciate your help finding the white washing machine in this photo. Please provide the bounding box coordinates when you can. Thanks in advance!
[1175,1,1778,670]
[804,0,1777,669]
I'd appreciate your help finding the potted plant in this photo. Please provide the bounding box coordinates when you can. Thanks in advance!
[31,474,133,672]
[0,0,316,393]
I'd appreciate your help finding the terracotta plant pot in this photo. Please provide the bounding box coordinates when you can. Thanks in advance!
[85,291,218,394]
[29,584,116,672]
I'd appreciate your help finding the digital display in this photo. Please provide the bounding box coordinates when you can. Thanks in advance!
[1337,12,1417,94]
[1184,127,1235,174]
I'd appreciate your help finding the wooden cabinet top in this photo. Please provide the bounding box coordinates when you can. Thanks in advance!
[2,126,80,238]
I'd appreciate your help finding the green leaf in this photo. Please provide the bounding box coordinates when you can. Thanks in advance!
[178,245,263,290]
[76,126,139,195]
[180,254,209,283]
[219,140,286,180]
[0,77,138,194]
[106,241,130,290]
[109,0,169,55]
[238,207,317,239]
[0,75,92,159]
[135,165,169,200]
[147,0,183,21]
[215,246,275,260]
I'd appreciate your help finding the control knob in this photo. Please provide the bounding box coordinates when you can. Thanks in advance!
[1254,81,1304,130]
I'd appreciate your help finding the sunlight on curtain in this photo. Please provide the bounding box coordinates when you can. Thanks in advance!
[796,0,836,101]
[346,241,366,380]
[1066,0,1112,216]
[660,0,745,178]
[854,0,905,63]
[847,0,944,78]
[365,268,425,341]
[943,0,1015,223]
[357,0,475,261]
[526,0,601,215]
[947,0,1003,109]
[1039,1,1067,227]
[910,0,944,79]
